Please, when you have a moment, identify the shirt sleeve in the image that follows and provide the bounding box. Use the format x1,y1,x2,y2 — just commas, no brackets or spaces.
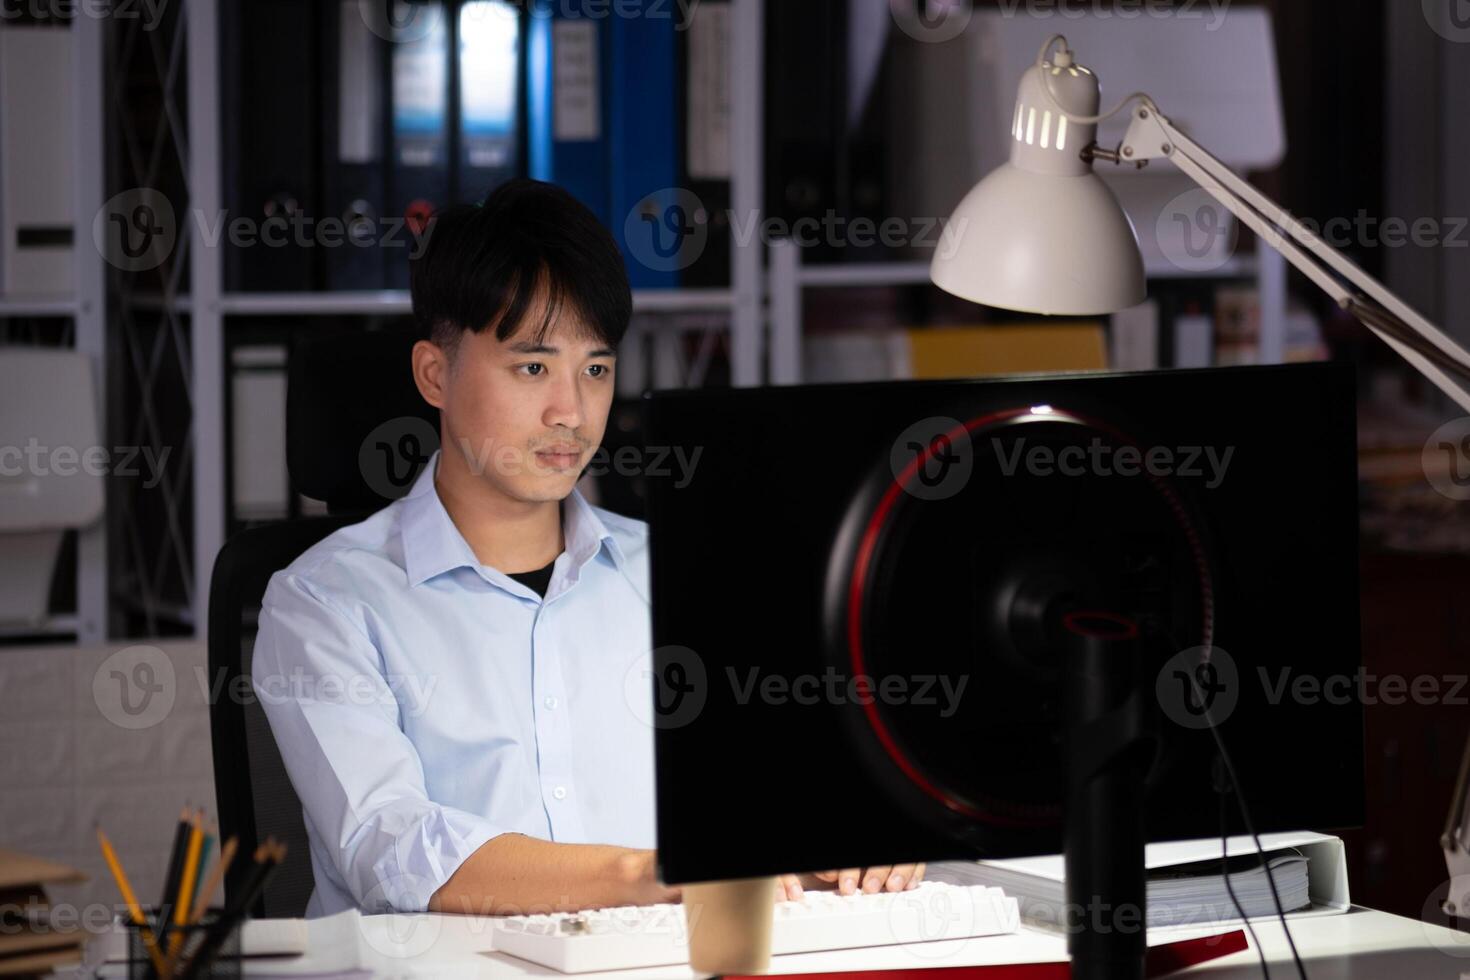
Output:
251,567,506,913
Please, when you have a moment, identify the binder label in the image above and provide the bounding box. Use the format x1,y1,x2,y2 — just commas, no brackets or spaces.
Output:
552,19,600,142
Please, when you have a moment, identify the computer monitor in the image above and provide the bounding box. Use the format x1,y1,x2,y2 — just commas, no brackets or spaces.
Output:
644,362,1363,886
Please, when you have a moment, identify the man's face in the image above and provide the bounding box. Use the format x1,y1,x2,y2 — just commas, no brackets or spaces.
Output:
424,313,617,505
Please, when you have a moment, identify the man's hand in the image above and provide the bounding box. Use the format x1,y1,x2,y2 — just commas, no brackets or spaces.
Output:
620,849,683,907
774,864,926,901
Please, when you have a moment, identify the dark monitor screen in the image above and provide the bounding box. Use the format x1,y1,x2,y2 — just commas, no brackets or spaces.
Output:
644,362,1364,886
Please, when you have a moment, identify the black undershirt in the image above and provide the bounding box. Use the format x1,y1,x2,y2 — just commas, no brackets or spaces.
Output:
507,556,557,598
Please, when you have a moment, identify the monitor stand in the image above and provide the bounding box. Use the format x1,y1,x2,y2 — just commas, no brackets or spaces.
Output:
1061,610,1150,980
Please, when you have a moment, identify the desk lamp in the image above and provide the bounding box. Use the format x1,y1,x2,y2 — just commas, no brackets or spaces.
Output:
931,35,1470,414
928,34,1470,980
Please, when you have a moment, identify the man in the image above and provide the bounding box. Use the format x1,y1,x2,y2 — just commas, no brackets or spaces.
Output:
253,179,923,917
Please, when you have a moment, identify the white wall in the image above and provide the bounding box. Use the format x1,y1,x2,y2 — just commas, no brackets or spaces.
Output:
0,640,216,921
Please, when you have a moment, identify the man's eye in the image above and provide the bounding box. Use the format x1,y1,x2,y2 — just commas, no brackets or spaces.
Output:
587,364,610,378
519,363,544,377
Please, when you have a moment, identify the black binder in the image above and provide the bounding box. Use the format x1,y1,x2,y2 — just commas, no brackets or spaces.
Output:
386,0,452,288
322,0,390,291
764,0,844,266
223,0,321,291
678,0,732,287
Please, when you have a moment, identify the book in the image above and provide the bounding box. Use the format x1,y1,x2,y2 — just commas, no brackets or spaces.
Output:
0,849,86,976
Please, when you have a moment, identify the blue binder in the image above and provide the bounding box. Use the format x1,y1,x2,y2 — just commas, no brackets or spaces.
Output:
605,1,680,289
526,1,610,225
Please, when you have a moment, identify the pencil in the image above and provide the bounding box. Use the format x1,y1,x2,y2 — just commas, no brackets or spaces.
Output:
156,806,192,945
95,826,168,976
188,836,237,924
178,840,285,980
190,826,214,913
168,811,205,958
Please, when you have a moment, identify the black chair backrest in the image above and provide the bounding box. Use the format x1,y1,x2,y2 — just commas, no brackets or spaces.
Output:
208,516,355,917
287,327,441,512
208,328,436,917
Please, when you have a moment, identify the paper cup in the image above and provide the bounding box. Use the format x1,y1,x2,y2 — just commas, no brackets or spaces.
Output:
682,877,776,975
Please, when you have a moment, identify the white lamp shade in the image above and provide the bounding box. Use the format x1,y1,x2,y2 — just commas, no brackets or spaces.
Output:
930,161,1147,317
931,47,1148,316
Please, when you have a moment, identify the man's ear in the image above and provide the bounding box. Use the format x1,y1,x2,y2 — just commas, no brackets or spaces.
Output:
412,339,450,410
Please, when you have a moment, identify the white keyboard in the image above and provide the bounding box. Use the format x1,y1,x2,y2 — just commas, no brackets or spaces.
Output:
491,881,1020,973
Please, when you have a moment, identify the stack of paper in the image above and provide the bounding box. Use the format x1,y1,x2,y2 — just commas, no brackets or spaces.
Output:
0,849,86,976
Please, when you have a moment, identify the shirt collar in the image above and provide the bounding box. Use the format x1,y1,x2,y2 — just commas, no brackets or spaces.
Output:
399,449,625,588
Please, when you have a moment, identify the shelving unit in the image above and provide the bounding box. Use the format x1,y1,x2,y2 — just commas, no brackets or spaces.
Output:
0,13,107,644
33,0,1296,641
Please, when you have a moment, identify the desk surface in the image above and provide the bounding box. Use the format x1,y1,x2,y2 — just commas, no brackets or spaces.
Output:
186,905,1468,979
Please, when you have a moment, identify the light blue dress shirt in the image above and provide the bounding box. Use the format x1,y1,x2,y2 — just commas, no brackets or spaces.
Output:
251,450,657,916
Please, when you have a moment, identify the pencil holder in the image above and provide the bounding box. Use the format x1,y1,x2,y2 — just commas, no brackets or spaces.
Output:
125,908,241,980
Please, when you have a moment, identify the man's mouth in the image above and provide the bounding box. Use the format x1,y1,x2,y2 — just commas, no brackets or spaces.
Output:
534,447,583,471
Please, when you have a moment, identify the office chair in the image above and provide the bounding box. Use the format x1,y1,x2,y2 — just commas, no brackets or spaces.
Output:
208,327,438,918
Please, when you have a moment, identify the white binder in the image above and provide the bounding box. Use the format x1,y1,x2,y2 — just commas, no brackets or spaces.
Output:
930,831,1351,929
0,24,75,296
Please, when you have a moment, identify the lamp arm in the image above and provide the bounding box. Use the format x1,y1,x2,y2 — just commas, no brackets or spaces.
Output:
1446,732,1470,918
1117,106,1470,413
1116,106,1470,915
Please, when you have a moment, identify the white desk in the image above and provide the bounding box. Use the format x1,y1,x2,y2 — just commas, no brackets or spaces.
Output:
207,906,1468,978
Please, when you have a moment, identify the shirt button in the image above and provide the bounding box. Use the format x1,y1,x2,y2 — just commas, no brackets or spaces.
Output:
544,696,558,710
552,785,568,800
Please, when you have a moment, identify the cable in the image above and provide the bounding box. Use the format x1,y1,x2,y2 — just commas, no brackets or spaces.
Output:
1033,34,1159,126
1149,621,1307,980
1218,764,1271,979
1200,691,1310,980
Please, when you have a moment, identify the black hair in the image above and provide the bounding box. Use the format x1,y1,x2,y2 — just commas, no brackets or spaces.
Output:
409,178,632,358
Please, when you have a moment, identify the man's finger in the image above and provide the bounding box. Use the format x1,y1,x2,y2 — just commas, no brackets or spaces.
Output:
834,868,862,895
861,866,893,894
776,874,804,902
907,863,926,890
883,864,919,892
